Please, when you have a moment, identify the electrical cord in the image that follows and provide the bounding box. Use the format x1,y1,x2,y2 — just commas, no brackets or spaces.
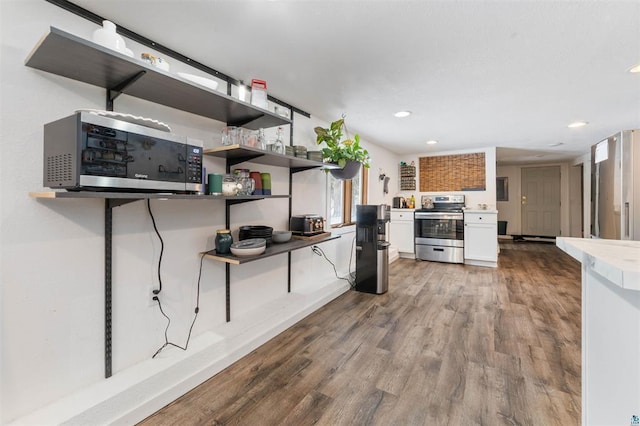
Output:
311,244,355,288
147,199,164,295
147,199,202,358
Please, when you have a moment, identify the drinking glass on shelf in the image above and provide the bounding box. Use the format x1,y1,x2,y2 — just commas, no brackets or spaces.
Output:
221,126,240,146
242,129,258,147
234,170,254,195
272,127,284,154
257,128,267,150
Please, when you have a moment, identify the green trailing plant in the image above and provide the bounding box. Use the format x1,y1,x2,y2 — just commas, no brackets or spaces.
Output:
314,117,370,169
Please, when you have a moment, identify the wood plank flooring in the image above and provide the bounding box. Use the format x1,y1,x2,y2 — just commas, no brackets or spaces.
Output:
139,241,582,425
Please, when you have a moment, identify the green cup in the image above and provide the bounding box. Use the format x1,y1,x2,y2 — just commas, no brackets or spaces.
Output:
208,173,223,195
260,173,271,195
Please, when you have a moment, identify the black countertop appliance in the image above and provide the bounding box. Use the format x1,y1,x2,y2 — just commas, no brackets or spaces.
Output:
355,204,390,294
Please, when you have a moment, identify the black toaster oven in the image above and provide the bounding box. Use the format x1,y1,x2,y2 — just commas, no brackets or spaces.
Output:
290,215,325,235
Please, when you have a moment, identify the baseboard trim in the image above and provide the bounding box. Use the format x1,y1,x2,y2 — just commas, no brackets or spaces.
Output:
10,281,350,425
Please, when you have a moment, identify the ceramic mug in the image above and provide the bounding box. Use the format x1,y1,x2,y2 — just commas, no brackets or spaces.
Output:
207,173,222,195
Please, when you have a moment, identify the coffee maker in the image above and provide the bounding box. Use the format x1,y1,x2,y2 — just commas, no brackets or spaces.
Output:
355,204,390,294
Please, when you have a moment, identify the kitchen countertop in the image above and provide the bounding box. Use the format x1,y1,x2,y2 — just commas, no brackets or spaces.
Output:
391,208,415,211
556,237,640,291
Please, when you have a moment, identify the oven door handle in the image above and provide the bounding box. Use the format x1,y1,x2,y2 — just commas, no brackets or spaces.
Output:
415,213,463,220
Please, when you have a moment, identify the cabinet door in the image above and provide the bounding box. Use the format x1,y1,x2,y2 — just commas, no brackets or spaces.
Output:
390,222,414,253
464,223,497,261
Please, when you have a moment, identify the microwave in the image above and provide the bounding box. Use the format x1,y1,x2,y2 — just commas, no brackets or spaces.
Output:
43,112,203,193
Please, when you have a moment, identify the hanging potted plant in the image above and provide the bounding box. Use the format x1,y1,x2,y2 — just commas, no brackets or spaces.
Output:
314,116,371,180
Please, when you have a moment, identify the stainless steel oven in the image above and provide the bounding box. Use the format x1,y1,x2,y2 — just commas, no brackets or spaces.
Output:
415,195,465,263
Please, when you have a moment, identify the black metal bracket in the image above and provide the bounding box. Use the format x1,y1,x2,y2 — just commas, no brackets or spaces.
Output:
106,198,139,209
226,198,265,207
104,197,140,378
106,71,147,111
104,201,113,378
225,263,231,322
228,114,266,129
224,201,231,322
291,166,322,174
287,252,292,293
227,154,266,169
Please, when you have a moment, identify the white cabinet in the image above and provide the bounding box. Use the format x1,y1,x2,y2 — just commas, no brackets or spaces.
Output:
390,209,415,257
464,210,498,267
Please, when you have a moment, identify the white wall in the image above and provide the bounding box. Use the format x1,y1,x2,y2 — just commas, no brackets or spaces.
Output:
572,153,592,238
495,165,521,235
0,2,395,423
365,140,401,206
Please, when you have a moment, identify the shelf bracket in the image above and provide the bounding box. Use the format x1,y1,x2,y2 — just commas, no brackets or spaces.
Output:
227,153,266,168
225,198,265,207
106,70,147,111
104,197,139,378
104,201,113,378
225,263,231,322
106,198,139,209
291,166,323,174
225,201,231,322
227,114,265,128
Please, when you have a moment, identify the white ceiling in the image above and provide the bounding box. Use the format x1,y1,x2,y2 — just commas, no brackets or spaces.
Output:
72,0,640,164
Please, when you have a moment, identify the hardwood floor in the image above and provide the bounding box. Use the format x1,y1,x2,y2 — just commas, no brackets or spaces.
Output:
139,241,582,425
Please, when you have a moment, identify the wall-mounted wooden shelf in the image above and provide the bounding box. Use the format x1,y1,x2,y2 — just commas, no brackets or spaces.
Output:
204,144,339,173
203,233,340,265
25,27,291,129
29,191,290,203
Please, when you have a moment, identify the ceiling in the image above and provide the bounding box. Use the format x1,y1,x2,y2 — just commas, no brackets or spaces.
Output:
71,0,640,165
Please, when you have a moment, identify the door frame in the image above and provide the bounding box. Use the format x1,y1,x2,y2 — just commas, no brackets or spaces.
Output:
569,164,584,237
521,165,562,237
496,163,571,238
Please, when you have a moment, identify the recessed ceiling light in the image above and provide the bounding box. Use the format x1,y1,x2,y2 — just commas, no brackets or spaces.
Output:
426,140,438,145
629,64,640,73
394,111,412,118
568,121,588,128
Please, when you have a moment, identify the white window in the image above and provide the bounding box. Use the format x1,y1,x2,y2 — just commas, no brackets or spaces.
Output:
329,168,369,227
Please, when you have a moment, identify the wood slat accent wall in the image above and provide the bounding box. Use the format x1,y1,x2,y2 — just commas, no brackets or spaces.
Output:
419,153,486,192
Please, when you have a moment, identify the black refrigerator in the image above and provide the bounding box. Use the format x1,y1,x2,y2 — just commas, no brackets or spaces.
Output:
355,204,390,294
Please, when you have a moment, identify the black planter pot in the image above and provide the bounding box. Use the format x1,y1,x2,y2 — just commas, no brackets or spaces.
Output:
329,160,362,180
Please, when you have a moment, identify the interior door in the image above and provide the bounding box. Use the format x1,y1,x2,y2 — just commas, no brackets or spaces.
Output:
521,166,561,237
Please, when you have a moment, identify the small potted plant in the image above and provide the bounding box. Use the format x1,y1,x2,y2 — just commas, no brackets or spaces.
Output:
314,116,370,180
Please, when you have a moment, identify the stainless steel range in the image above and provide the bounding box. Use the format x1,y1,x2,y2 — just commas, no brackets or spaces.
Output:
414,194,465,263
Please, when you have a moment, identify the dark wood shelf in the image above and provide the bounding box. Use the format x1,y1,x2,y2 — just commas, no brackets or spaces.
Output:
29,191,290,203
203,233,340,265
204,144,339,173
25,27,291,129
